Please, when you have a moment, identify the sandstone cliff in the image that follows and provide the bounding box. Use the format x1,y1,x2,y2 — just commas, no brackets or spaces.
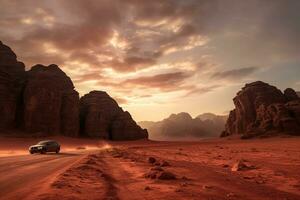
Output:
0,41,147,140
80,91,148,140
23,64,79,136
222,81,300,138
0,41,25,130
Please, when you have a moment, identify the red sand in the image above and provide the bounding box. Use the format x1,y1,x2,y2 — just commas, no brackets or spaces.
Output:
0,136,300,200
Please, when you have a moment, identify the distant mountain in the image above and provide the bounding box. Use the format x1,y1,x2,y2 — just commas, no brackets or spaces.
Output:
138,112,227,141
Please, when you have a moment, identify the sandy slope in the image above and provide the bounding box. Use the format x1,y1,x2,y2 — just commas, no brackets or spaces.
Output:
0,137,300,200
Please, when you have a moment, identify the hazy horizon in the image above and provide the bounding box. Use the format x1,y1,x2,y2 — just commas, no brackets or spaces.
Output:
1,0,300,121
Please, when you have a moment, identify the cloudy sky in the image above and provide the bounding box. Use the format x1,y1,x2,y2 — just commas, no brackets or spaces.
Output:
1,0,300,121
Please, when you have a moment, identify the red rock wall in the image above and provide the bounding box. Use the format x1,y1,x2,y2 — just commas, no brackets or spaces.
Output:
0,41,147,140
222,81,300,137
0,41,25,130
23,64,79,136
80,91,148,140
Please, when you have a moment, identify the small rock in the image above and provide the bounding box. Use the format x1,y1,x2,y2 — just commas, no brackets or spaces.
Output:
144,186,151,190
145,171,158,179
151,166,164,171
180,182,188,187
243,176,254,180
231,160,255,171
154,162,161,166
255,179,265,184
160,161,170,167
226,192,236,198
202,185,213,189
222,164,229,168
157,171,176,180
175,188,183,192
148,157,156,164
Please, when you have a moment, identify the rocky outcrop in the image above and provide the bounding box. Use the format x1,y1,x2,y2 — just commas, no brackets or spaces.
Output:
139,112,227,140
80,91,148,140
0,41,25,130
221,81,300,138
0,41,147,140
284,88,299,101
23,64,79,136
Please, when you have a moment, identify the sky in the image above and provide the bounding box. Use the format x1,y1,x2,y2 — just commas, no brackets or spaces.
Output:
0,0,300,121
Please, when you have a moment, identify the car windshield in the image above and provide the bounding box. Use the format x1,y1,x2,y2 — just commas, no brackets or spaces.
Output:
37,141,52,145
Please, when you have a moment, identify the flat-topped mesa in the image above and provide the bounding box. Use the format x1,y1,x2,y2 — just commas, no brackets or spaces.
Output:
222,81,300,138
80,91,148,140
23,64,79,136
0,41,25,129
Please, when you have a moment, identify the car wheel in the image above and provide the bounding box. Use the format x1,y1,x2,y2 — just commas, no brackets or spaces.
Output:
30,151,33,154
40,150,46,154
56,149,60,154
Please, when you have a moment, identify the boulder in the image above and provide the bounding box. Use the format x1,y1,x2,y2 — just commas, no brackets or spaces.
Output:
284,88,299,101
0,41,25,130
23,64,79,136
80,91,148,140
222,81,300,137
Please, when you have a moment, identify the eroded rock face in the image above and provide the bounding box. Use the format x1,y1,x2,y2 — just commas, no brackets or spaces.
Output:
80,91,148,140
0,41,145,140
0,41,25,130
222,81,300,137
23,64,79,136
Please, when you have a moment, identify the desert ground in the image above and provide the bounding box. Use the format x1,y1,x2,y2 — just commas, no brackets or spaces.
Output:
0,136,300,200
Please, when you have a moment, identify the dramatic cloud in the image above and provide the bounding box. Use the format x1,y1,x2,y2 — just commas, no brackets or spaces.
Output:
211,67,258,81
1,0,299,120
123,72,191,89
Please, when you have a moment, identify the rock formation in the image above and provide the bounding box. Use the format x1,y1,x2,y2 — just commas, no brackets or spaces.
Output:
0,41,25,130
23,64,79,136
80,91,148,140
139,112,227,140
0,41,147,140
221,81,300,138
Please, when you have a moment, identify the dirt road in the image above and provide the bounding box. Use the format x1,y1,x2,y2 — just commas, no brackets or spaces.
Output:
1,138,300,200
0,151,87,200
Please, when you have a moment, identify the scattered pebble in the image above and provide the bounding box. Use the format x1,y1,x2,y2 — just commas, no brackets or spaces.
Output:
151,166,164,171
180,182,188,187
157,171,176,180
144,171,158,179
144,186,151,190
160,161,170,167
222,164,229,168
243,176,254,180
202,185,213,189
226,192,236,198
255,179,265,184
231,160,255,171
148,157,156,164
